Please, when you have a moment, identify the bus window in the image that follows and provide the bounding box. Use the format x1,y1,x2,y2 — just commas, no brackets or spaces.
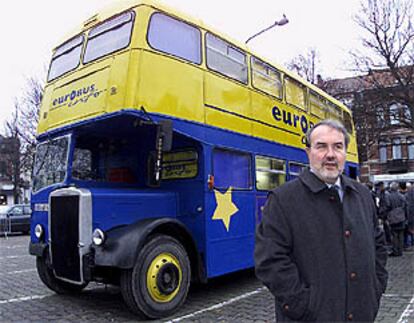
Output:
206,33,248,84
148,13,201,64
213,149,251,189
161,150,198,180
343,111,353,134
309,91,327,119
251,57,282,99
72,135,138,184
255,156,286,190
326,102,343,121
83,11,135,63
48,35,84,81
289,162,307,180
285,77,306,111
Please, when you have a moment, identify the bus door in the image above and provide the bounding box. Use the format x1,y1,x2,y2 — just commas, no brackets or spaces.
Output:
205,148,255,277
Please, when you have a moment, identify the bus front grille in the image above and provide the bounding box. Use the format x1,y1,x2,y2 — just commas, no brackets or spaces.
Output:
50,195,81,282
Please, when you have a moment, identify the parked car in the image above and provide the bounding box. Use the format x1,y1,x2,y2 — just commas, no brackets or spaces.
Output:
0,204,31,234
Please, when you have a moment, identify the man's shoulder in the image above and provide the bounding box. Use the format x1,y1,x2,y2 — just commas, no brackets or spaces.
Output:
342,176,367,193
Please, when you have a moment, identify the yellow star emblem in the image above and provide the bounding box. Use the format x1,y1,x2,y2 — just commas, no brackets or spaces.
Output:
212,187,239,231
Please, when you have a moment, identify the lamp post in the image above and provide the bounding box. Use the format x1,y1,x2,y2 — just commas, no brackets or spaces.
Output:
245,14,289,44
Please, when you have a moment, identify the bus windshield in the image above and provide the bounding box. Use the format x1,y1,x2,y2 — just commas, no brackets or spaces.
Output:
32,136,70,192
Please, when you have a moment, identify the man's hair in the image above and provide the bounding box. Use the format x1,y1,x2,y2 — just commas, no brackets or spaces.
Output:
305,119,350,148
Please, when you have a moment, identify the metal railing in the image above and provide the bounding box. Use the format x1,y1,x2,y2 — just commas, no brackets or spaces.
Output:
0,216,11,239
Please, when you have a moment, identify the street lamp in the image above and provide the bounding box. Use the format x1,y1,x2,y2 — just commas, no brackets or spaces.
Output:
245,14,289,44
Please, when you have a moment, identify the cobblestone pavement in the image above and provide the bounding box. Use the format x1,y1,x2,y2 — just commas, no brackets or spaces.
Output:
0,234,413,322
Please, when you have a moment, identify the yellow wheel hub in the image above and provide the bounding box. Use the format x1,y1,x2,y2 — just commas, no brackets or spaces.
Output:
146,253,182,303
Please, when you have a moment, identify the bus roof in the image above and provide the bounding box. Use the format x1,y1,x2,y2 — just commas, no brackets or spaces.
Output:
54,0,351,115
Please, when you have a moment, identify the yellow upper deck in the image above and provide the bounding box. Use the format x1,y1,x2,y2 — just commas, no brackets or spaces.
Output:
38,0,358,163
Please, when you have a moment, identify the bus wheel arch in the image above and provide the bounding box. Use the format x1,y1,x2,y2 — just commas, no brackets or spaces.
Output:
120,234,191,318
146,221,204,284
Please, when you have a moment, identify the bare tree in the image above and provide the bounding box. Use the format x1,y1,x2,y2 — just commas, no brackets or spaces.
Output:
4,76,43,201
286,48,322,84
351,0,414,127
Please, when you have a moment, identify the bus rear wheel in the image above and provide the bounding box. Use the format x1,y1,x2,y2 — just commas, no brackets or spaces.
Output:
120,234,190,319
36,256,87,294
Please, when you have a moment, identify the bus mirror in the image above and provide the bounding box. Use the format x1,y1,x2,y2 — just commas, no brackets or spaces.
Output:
158,120,173,152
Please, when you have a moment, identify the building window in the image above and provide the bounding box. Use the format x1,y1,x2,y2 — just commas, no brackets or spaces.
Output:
392,138,402,159
376,104,386,127
408,137,414,160
402,104,411,122
379,140,387,162
0,160,7,178
389,103,400,125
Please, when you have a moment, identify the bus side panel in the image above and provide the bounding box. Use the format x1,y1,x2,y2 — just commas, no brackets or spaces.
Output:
205,189,255,277
136,51,204,123
204,73,252,136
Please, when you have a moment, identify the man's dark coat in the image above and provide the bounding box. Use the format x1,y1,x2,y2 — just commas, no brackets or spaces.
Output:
255,170,388,322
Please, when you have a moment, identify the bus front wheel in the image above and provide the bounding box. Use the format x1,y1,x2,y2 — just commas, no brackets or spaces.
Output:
120,234,191,319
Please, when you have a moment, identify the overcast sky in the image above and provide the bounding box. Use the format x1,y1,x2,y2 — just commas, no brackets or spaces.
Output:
0,0,362,133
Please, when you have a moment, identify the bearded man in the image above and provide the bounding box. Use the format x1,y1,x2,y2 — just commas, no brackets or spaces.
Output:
254,119,388,322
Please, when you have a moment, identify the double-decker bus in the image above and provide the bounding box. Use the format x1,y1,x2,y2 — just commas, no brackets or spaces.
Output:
29,0,359,318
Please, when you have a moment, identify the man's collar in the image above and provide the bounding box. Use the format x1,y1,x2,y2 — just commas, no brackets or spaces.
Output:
300,169,358,193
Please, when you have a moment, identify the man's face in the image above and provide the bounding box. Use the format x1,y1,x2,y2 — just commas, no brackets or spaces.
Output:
306,125,347,184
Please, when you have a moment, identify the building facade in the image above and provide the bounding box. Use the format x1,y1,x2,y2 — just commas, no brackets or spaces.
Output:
319,69,414,184
0,135,20,206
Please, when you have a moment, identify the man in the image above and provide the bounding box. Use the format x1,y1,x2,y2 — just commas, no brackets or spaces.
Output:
386,182,407,257
405,183,414,250
255,119,388,322
377,181,392,245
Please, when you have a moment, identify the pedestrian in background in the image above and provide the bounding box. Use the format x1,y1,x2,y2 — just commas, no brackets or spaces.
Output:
366,181,379,212
255,119,388,322
387,182,407,257
404,183,414,250
378,181,392,245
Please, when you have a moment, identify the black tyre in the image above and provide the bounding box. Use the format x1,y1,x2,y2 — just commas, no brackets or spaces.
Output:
36,256,87,294
120,235,191,319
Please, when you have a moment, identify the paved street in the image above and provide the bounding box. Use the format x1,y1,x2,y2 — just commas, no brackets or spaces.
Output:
0,234,413,322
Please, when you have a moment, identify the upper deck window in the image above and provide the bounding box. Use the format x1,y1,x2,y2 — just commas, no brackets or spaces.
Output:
83,11,134,63
251,57,282,98
326,102,343,120
285,77,306,111
48,35,84,81
206,33,248,84
309,91,327,119
343,111,353,134
148,13,201,64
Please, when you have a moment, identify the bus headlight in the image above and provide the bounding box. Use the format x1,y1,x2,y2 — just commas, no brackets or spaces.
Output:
92,229,105,246
34,224,44,239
